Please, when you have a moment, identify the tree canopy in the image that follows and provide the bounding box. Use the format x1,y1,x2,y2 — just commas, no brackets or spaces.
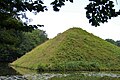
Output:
0,0,49,62
85,0,120,27
0,0,120,62
51,0,120,27
105,39,120,47
0,29,48,62
0,0,120,29
0,0,46,31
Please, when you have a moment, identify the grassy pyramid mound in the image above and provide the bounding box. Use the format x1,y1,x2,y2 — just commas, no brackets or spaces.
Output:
11,27,120,71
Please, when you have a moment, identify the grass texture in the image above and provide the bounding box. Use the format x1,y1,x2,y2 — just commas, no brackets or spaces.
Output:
11,27,120,71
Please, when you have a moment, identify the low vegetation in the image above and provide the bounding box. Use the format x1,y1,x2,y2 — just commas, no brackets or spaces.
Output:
11,27,120,71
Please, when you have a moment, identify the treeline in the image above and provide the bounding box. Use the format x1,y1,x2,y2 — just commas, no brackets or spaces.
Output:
0,1,49,62
0,29,48,62
105,39,120,47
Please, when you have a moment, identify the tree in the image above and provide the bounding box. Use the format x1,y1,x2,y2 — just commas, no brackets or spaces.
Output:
36,0,118,27
105,39,120,47
34,0,118,27
105,39,116,45
0,29,22,62
17,29,48,56
0,0,49,62
0,29,48,62
0,0,120,61
50,0,120,27
115,40,120,47
85,0,120,27
0,0,46,31
1,0,120,29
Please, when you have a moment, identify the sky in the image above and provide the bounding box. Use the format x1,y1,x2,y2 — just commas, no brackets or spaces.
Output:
27,0,120,40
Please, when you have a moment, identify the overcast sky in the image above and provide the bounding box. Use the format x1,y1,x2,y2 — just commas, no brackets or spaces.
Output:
27,0,120,40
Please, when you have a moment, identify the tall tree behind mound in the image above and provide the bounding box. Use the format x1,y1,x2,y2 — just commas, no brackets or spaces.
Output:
11,27,120,71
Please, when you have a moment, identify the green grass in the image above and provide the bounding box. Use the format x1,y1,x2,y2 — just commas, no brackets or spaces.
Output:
11,27,120,71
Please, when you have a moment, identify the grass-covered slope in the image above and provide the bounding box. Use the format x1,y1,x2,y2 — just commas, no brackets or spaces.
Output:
11,27,120,71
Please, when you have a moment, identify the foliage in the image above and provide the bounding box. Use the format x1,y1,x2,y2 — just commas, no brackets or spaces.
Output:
0,0,49,62
0,0,120,62
18,29,48,55
0,29,22,62
1,0,119,28
116,40,120,47
105,39,120,47
105,39,117,45
11,28,120,71
84,0,120,27
0,0,46,31
50,0,120,27
51,0,73,11
0,29,48,62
